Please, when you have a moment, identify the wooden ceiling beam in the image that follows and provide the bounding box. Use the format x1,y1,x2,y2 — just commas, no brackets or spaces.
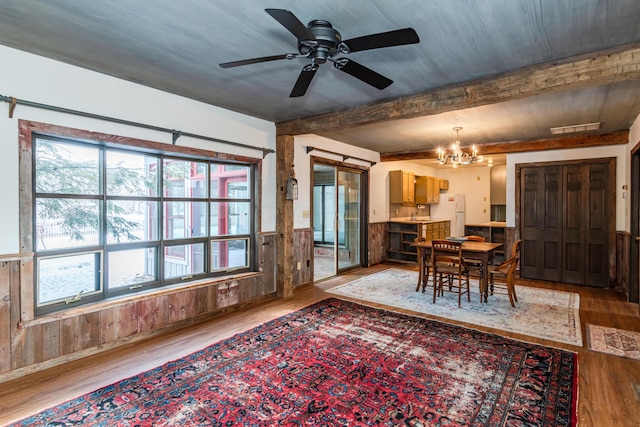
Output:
379,130,630,162
276,43,640,137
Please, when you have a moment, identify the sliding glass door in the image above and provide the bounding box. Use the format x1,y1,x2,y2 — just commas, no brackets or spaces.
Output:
313,163,363,281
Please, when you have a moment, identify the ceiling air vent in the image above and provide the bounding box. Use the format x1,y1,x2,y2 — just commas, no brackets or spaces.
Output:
550,122,600,135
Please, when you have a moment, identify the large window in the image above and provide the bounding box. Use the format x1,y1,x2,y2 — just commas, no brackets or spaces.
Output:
33,135,255,315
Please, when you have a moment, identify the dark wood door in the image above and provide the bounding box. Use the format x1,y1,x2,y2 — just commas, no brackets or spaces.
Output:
563,164,609,287
520,165,563,281
519,160,613,287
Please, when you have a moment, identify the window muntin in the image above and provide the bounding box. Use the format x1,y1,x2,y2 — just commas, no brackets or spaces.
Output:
33,136,256,315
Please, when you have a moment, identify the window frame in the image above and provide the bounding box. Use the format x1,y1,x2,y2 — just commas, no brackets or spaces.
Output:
22,122,260,316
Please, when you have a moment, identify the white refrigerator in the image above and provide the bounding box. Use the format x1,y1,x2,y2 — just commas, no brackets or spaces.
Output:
430,193,466,237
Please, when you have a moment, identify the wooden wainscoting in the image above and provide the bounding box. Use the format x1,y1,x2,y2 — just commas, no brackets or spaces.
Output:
294,228,314,287
0,232,277,382
368,222,387,266
616,231,630,297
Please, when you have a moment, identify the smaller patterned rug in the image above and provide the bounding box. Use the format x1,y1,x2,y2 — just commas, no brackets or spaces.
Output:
587,324,640,360
327,268,582,346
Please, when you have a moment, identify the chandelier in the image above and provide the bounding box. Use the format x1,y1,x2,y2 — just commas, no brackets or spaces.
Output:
437,127,479,166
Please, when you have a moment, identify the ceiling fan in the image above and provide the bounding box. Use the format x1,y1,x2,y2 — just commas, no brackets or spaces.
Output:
219,8,420,97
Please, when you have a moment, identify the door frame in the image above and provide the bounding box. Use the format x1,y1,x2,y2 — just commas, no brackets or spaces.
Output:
310,156,369,280
630,146,640,303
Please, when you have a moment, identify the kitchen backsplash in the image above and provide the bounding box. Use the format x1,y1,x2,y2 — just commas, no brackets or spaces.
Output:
389,204,430,219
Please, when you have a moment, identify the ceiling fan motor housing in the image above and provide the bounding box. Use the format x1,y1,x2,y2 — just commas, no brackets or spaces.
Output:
298,20,342,63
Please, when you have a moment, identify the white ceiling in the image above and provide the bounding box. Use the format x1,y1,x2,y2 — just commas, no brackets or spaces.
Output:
1,0,639,159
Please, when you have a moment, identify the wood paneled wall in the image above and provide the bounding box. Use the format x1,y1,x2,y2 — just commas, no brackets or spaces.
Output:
293,228,314,288
0,233,277,382
616,231,630,296
368,222,387,266
292,223,386,288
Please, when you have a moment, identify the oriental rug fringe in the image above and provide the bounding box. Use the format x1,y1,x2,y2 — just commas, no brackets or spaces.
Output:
8,298,578,426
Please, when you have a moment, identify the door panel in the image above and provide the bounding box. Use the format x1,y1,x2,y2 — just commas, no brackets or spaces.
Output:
521,165,563,281
337,170,361,272
563,165,584,284
584,163,609,286
313,163,365,281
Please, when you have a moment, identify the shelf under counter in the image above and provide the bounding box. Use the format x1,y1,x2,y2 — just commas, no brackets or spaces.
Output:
464,222,506,264
387,220,451,264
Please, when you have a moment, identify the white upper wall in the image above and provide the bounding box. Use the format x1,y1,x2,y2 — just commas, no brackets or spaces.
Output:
0,45,276,255
293,135,380,228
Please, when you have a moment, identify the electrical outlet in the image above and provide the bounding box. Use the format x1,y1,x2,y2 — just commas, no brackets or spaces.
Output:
296,261,301,270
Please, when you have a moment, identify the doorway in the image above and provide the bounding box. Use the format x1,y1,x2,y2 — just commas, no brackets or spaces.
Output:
517,158,615,287
630,149,640,303
312,162,366,281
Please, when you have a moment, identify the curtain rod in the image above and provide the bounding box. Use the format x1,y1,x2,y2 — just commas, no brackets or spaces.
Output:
305,146,376,165
0,94,275,158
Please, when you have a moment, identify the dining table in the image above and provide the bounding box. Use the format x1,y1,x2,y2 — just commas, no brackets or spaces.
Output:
412,239,503,303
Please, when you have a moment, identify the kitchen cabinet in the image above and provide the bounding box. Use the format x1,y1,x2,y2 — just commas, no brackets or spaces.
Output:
415,176,440,204
387,220,451,263
389,170,415,205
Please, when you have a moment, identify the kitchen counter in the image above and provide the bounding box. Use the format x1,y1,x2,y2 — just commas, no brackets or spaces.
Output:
389,217,446,224
465,221,506,228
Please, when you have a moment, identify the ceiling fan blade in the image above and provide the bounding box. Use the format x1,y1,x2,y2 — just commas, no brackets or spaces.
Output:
342,28,420,53
290,66,318,97
265,8,316,41
219,54,290,69
334,59,392,90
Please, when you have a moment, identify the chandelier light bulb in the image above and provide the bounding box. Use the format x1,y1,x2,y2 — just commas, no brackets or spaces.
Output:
437,127,479,166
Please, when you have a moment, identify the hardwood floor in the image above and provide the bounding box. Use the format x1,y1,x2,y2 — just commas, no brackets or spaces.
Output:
0,263,639,426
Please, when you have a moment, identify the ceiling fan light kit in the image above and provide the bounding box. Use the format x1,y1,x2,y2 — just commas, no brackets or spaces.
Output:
219,8,420,97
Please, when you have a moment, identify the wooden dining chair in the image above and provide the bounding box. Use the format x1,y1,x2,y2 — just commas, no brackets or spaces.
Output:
462,235,486,301
431,239,470,306
488,239,522,307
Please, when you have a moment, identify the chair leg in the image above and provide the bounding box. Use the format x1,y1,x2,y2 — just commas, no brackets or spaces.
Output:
507,281,516,307
422,267,430,293
466,274,470,303
432,272,438,303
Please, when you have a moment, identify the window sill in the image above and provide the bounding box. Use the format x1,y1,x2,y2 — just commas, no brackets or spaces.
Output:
20,271,262,329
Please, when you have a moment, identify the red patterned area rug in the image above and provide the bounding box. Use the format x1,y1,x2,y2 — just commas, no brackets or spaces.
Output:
587,324,640,360
9,299,578,427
